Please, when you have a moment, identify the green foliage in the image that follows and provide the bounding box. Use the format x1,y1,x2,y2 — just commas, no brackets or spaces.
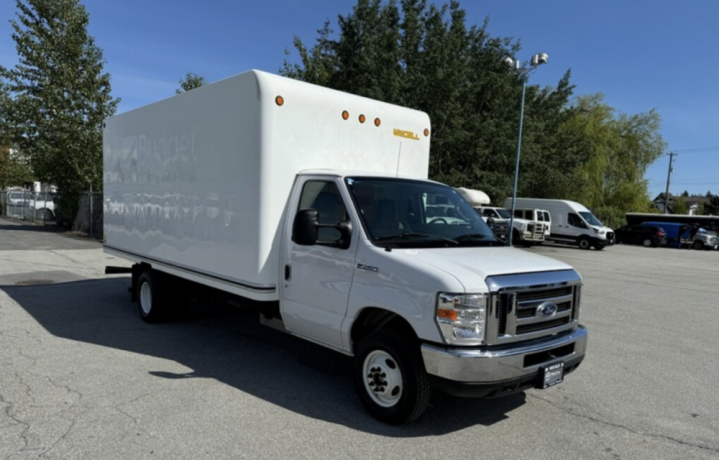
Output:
282,0,664,209
704,193,719,216
672,195,688,215
558,94,664,215
0,149,35,190
591,205,627,229
0,80,35,188
282,0,580,203
1,0,119,219
176,72,207,94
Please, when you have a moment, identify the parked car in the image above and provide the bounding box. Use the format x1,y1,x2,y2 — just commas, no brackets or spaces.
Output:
3,189,55,221
615,224,666,247
642,221,718,250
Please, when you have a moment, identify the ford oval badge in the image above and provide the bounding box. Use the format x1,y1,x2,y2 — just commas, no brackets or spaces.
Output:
537,301,558,317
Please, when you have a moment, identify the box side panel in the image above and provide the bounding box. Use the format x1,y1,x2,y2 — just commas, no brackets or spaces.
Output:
103,72,270,289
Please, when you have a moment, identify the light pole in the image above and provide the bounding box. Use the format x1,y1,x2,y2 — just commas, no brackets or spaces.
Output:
663,152,676,214
505,53,549,246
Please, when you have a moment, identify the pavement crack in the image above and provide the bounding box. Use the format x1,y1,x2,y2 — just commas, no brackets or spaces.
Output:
529,393,719,454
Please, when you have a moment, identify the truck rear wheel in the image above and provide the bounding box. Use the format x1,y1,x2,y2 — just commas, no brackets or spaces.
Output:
137,271,168,323
354,330,431,425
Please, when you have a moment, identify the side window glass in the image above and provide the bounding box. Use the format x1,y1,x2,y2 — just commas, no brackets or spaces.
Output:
568,213,586,229
299,181,348,246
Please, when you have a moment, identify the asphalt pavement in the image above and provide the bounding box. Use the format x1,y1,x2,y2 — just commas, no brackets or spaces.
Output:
1,217,717,459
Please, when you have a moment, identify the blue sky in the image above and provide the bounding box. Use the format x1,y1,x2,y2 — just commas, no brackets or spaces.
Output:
1,0,717,198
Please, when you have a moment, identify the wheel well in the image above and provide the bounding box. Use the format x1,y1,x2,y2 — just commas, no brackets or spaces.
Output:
350,308,417,352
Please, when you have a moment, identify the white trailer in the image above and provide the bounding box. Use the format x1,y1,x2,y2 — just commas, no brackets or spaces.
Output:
104,70,587,424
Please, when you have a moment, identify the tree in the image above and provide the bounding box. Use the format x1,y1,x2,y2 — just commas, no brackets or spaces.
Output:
0,74,35,190
1,0,119,221
176,72,207,94
282,0,579,203
705,192,719,216
672,195,688,215
559,94,664,221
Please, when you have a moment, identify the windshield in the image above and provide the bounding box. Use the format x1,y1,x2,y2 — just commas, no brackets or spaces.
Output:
345,177,502,248
495,208,512,219
579,211,603,227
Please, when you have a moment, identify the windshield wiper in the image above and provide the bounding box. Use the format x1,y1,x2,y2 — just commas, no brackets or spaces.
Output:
455,233,506,245
374,232,459,245
455,233,487,241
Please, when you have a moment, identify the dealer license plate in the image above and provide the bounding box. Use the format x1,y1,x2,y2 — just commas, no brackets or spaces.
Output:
542,362,565,389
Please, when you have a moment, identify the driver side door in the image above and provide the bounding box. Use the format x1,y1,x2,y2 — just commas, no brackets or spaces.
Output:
280,177,358,350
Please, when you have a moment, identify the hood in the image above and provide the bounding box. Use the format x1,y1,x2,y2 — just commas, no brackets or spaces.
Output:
591,225,613,234
386,246,574,293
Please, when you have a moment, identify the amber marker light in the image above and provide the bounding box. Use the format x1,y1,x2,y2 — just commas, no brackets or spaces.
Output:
437,309,458,321
424,128,430,137
275,96,284,106
342,110,350,120
374,117,381,127
359,114,366,123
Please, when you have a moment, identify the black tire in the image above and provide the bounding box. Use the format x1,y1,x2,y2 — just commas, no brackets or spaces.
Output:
354,330,431,425
643,238,653,248
692,240,704,250
137,271,169,323
578,237,591,250
512,229,521,246
36,208,53,221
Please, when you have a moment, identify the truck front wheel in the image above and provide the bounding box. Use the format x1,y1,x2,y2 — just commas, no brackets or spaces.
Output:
137,271,168,323
578,237,591,250
692,240,704,250
354,330,431,425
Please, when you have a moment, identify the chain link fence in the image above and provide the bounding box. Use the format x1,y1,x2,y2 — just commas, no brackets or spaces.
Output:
1,189,103,239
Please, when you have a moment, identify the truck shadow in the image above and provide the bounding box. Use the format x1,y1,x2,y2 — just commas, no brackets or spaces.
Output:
3,277,527,436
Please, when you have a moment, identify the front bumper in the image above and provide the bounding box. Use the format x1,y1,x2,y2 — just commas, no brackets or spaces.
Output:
421,326,588,397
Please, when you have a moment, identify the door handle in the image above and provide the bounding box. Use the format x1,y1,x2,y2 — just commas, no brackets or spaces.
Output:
284,265,291,281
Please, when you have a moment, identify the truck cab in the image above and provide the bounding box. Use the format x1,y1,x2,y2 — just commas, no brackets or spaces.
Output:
475,205,546,245
283,173,585,423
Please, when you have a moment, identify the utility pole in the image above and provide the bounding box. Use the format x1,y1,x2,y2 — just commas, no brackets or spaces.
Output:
663,152,676,214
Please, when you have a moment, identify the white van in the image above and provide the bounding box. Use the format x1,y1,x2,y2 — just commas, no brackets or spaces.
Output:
505,198,615,250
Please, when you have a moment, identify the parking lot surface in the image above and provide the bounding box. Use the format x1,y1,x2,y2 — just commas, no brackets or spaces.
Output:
1,218,718,459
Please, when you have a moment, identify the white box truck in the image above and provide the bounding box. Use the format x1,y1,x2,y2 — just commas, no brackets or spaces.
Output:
103,70,587,424
505,198,615,250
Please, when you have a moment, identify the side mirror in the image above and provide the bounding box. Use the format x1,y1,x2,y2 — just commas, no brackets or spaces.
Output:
293,209,319,245
336,219,353,249
486,217,495,228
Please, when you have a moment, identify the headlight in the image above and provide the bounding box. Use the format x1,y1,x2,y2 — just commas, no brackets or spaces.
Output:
436,293,487,345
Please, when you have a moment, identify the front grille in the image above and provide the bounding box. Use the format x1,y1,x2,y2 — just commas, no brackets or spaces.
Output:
487,271,582,345
517,287,572,302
